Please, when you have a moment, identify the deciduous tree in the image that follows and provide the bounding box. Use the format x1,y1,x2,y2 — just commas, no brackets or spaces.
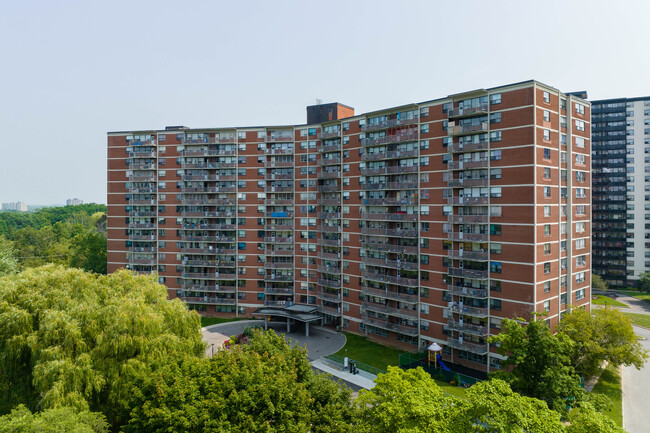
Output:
0,236,18,276
0,405,108,433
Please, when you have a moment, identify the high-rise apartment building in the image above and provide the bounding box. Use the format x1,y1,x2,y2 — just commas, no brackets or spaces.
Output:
108,80,591,372
592,97,650,287
66,198,84,206
1,202,27,212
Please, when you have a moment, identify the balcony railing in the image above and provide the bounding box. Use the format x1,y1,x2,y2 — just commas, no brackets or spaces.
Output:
316,304,340,315
318,212,341,219
128,222,155,229
362,316,419,335
318,142,341,153
318,251,340,260
319,130,341,139
317,225,341,233
362,181,418,190
266,199,293,205
448,122,489,136
362,302,418,319
264,274,294,282
264,262,294,269
448,141,489,153
265,249,293,256
363,242,418,254
267,186,293,192
317,238,341,247
318,184,339,192
318,265,341,274
447,250,488,261
445,337,488,355
447,232,489,242
361,165,418,176
361,227,418,238
363,213,418,222
362,133,418,147
447,214,489,224
318,278,342,288
265,236,294,244
179,296,236,305
266,173,293,180
363,197,417,206
446,177,488,188
320,198,340,206
363,256,419,271
362,271,419,287
362,285,418,303
447,103,489,119
265,224,293,231
446,284,488,298
361,149,419,161
317,290,342,303
447,159,489,170
448,304,489,317
318,171,341,179
265,287,294,295
446,196,489,205
265,147,293,154
447,267,489,279
264,161,294,168
318,157,342,166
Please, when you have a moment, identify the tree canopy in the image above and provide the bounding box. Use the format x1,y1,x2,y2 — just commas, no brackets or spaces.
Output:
0,236,18,276
0,265,204,428
0,405,108,433
557,306,647,378
489,315,585,413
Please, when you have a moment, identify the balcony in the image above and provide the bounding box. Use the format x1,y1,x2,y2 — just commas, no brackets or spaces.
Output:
265,224,293,231
361,149,419,161
447,267,488,279
266,173,293,180
317,290,342,303
318,212,341,219
448,304,489,318
446,177,488,188
316,304,340,315
362,132,418,147
264,274,294,282
129,174,156,182
363,242,418,254
179,296,236,305
361,165,419,176
362,316,419,336
318,278,342,289
318,251,340,260
264,261,294,269
181,223,220,230
129,211,156,217
265,236,294,244
265,147,293,154
317,225,341,233
318,142,341,153
446,196,489,206
363,213,418,222
318,157,341,166
447,214,489,224
215,136,236,144
362,181,418,190
128,150,156,158
130,257,156,265
318,171,341,179
447,103,489,119
183,136,217,144
318,184,339,192
264,161,294,168
129,162,155,170
128,222,155,229
362,271,419,287
363,197,417,206
447,250,488,261
319,130,341,139
361,227,418,238
265,211,294,218
364,256,419,271
130,186,156,193
266,198,293,205
445,337,488,355
320,198,340,206
265,286,294,295
182,272,216,279
318,265,341,274
130,246,155,253
317,238,341,247
183,247,216,255
446,284,488,298
447,232,488,242
448,122,489,136
182,198,235,206
362,302,418,319
362,286,418,303
267,186,293,193
129,234,155,241
183,162,217,169
267,134,294,142
265,249,293,256
447,159,489,170
448,141,489,153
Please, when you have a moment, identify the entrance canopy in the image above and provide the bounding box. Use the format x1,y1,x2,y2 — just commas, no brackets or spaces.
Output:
252,304,323,336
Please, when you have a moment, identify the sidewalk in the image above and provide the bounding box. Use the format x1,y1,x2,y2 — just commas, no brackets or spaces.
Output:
311,358,377,390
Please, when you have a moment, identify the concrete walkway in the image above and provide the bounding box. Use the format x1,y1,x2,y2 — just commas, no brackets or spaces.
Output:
311,358,376,390
602,291,650,315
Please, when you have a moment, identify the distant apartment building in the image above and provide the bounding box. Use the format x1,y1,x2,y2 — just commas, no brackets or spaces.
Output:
66,198,84,206
592,97,650,287
2,202,27,212
107,80,591,372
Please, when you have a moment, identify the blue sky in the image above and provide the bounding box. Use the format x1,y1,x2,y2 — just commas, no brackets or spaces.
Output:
0,0,647,205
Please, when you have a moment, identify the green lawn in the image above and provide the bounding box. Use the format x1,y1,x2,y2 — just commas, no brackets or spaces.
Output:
622,312,650,328
591,365,623,427
200,317,250,328
591,295,629,307
620,290,650,304
334,333,467,398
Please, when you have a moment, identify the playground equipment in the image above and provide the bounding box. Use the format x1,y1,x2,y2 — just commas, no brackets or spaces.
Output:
436,354,451,371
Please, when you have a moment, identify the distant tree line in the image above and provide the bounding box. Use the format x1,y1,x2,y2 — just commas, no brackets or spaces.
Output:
0,204,107,275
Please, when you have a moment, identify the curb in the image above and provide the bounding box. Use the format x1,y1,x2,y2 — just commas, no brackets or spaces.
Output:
202,319,262,331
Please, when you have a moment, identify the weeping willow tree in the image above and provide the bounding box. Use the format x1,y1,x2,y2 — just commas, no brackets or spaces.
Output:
0,265,205,429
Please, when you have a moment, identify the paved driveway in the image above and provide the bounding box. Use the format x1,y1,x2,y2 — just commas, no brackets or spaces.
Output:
622,325,650,433
202,320,346,361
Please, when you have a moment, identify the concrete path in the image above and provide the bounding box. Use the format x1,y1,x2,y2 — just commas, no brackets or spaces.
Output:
604,291,650,315
311,358,376,390
622,326,650,433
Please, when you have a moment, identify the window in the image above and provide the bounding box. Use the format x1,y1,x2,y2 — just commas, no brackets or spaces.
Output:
420,107,429,117
544,186,551,198
576,255,586,267
576,171,586,182
490,93,501,105
575,137,585,148
490,299,502,311
543,147,550,159
543,91,550,103
490,168,502,179
576,205,585,215
544,243,551,254
544,224,551,236
575,120,585,131
543,130,551,142
490,112,501,124
490,131,502,142
490,224,502,235
543,300,551,311
490,243,502,254
420,123,429,134
575,272,585,283
490,150,502,160
544,167,551,179
543,110,550,122
490,187,502,198
490,262,502,273
576,188,586,198
544,281,551,293
575,102,585,115
575,154,585,165
576,221,586,233
544,206,551,217
576,238,586,249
